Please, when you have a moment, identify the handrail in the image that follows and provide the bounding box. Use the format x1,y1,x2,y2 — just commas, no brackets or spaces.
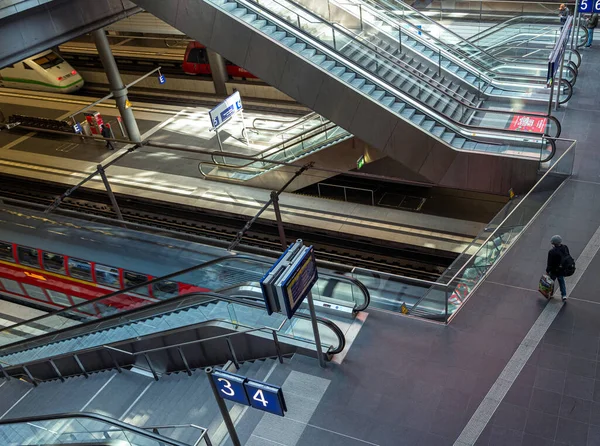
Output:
0,412,192,446
242,0,562,151
0,291,346,371
0,252,369,340
350,138,576,292
334,0,570,83
251,110,319,131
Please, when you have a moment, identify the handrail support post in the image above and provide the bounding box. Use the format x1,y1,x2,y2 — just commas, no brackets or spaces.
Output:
226,338,240,370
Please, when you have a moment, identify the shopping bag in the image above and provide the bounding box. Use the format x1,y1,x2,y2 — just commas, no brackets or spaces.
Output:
538,274,554,299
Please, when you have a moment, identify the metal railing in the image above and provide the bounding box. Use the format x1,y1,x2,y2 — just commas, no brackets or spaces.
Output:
317,183,375,206
349,138,576,322
0,412,211,446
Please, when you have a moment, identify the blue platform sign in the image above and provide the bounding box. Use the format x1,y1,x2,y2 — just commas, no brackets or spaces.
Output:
212,370,250,405
73,122,82,134
260,240,318,318
245,379,287,416
580,0,593,12
158,73,166,85
211,369,287,417
209,91,243,130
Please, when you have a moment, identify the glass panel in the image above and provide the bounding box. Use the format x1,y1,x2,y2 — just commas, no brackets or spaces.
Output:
95,264,120,288
21,283,48,301
123,271,149,296
32,51,64,69
46,289,71,307
42,252,65,274
0,242,13,262
0,278,23,295
152,280,179,300
17,246,39,268
68,258,92,281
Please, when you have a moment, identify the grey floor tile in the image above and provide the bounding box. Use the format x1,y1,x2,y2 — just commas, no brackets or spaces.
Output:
534,368,566,393
524,410,558,441
591,402,600,426
570,333,600,361
564,374,595,401
493,402,528,431
487,426,523,446
568,357,597,379
554,417,589,446
544,329,573,350
560,396,592,424
428,407,468,439
588,424,600,446
538,349,570,372
529,389,562,416
520,433,554,446
438,388,471,414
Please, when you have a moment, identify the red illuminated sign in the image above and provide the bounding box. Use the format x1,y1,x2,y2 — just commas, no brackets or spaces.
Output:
508,115,548,134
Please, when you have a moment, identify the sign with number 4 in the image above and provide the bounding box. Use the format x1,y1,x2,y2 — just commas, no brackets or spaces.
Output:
210,369,287,417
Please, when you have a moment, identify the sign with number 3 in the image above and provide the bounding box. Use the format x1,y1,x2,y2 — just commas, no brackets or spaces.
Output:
211,369,287,417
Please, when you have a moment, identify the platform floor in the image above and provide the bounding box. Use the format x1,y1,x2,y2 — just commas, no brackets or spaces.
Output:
0,89,485,255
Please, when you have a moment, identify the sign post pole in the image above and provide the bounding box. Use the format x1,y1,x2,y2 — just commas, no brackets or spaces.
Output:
307,290,326,368
205,367,241,446
571,0,580,50
270,191,287,251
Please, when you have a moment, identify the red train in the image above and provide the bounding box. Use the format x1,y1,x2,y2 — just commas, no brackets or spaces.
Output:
182,42,257,79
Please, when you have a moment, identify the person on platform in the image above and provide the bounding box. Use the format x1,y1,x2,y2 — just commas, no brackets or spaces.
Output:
586,12,598,47
559,4,569,29
546,235,571,302
101,123,115,151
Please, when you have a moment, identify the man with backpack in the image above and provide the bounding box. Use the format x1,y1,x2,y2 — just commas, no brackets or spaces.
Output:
546,235,575,302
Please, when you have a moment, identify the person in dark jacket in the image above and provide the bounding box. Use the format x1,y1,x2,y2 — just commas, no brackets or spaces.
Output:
546,235,569,302
586,13,598,47
101,123,114,150
559,4,569,28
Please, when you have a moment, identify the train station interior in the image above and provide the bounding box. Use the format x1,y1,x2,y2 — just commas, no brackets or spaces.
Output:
0,0,598,445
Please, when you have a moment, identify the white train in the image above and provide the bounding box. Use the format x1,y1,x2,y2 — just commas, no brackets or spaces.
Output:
0,49,84,93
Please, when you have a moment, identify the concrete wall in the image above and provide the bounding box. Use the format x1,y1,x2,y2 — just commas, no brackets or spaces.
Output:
0,0,140,69
132,0,540,195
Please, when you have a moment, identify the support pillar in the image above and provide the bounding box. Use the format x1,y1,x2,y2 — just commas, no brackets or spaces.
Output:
93,28,141,143
206,49,229,96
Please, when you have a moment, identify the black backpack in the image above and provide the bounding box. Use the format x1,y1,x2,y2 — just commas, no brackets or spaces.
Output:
560,251,576,277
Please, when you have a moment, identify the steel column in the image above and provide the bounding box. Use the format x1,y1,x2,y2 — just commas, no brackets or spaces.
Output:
93,28,141,143
206,49,228,96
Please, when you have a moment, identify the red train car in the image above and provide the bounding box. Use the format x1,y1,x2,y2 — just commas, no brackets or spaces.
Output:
182,42,256,79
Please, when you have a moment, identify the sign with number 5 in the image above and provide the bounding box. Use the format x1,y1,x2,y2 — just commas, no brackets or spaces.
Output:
580,0,593,13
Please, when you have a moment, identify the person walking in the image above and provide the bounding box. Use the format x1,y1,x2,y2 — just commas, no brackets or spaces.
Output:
559,4,569,29
101,123,115,150
586,12,598,47
546,235,574,302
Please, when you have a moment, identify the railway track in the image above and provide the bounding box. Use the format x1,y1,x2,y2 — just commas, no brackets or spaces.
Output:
0,175,454,281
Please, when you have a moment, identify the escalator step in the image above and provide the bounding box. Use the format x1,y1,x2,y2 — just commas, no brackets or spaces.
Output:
281,36,296,47
241,13,257,23
231,8,246,18
271,31,286,41
351,77,366,89
371,90,385,101
442,132,455,143
432,126,445,137
401,108,416,119
321,60,336,71
252,19,267,29
453,137,467,148
262,25,276,34
391,102,406,113
301,48,316,58
462,141,477,149
381,96,395,107
422,119,436,132
291,42,306,52
331,66,345,77
411,114,426,126
341,71,356,82
361,83,376,96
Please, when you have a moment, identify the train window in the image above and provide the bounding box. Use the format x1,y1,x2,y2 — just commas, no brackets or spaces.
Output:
0,242,14,262
68,258,92,281
187,48,208,64
95,264,120,288
21,283,48,301
152,280,179,300
123,271,149,296
46,289,70,307
23,63,34,70
42,252,65,274
32,52,64,69
0,278,23,295
17,247,39,268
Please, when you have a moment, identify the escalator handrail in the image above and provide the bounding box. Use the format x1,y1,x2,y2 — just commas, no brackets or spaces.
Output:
0,252,367,338
325,21,563,138
212,120,344,166
357,0,545,68
0,291,346,366
239,0,561,152
251,110,319,130
334,0,569,84
0,412,191,446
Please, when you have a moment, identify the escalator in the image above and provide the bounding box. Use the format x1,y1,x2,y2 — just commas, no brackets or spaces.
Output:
0,271,348,381
134,0,558,194
328,0,578,97
0,412,198,446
